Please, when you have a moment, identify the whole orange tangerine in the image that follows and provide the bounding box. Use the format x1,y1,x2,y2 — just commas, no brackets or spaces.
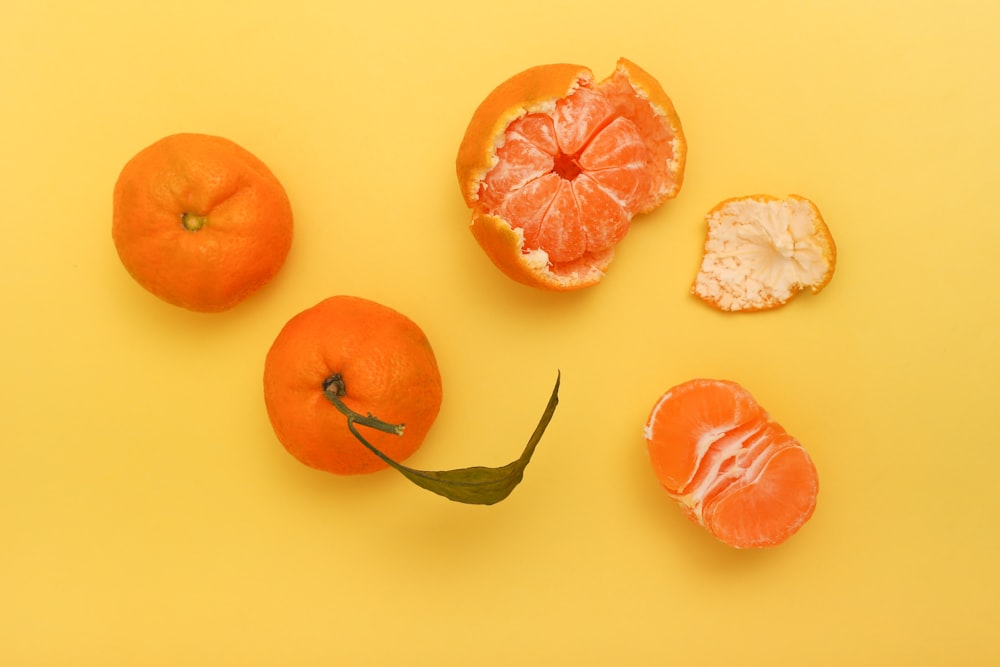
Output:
263,296,443,476
644,379,819,549
456,58,686,290
112,133,293,312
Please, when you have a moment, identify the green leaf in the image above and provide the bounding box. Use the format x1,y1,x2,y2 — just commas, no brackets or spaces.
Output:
324,371,560,505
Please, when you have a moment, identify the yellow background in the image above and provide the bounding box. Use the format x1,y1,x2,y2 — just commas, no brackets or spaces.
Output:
3,0,998,664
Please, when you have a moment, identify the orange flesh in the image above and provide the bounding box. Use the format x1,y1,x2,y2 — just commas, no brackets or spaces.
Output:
706,444,818,549
477,79,672,266
645,379,766,494
644,379,818,548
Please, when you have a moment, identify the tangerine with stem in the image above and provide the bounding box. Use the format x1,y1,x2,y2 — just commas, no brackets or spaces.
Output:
262,296,560,505
263,295,442,476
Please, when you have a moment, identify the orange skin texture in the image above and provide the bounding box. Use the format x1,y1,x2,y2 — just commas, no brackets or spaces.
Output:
263,296,443,476
456,58,686,290
457,63,591,207
112,133,293,312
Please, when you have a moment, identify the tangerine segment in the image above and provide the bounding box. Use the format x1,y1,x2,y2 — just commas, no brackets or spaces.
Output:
704,444,818,549
692,195,836,312
644,379,818,549
112,133,293,312
643,379,766,494
263,296,442,476
457,58,686,290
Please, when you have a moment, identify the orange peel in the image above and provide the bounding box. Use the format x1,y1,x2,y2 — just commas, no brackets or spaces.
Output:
691,195,836,312
456,58,686,290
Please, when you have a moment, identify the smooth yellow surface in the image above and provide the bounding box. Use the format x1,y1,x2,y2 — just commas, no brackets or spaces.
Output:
2,1,998,664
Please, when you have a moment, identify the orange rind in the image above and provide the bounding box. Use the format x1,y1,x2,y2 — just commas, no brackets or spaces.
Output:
456,58,686,290
643,378,819,549
691,194,836,312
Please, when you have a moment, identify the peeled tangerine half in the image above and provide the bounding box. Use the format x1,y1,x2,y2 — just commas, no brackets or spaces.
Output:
644,379,819,549
456,58,686,290
692,195,836,312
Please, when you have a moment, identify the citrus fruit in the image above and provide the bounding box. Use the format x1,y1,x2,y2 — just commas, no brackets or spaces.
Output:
456,58,686,290
112,133,293,312
643,379,818,548
263,295,443,476
691,194,835,312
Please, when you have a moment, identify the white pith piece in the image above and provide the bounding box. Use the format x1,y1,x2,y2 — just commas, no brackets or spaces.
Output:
693,196,832,311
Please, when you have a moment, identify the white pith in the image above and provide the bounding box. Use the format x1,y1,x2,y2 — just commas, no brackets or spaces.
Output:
692,196,832,311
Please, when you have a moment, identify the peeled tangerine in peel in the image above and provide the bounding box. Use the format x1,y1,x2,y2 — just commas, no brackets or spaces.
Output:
456,58,686,290
692,195,836,312
644,379,819,549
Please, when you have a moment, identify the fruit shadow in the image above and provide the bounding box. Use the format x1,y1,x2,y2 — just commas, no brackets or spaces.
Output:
266,435,528,547
627,438,782,574
443,210,603,321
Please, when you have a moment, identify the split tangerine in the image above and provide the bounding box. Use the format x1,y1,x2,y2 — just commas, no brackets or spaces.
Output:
112,133,293,312
263,296,442,476
643,379,818,548
456,58,686,290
